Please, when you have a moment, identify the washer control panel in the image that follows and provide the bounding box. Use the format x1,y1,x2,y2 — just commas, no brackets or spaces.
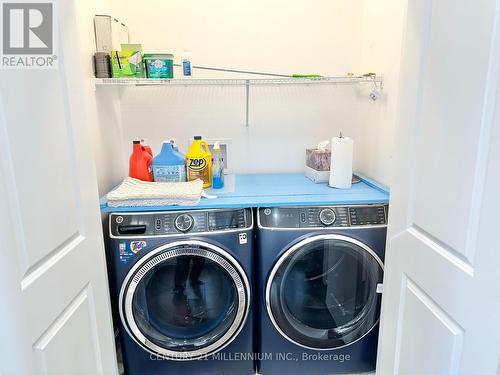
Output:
110,208,252,237
259,205,387,228
349,205,387,226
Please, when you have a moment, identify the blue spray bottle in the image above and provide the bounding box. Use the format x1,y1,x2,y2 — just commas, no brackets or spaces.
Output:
212,142,224,189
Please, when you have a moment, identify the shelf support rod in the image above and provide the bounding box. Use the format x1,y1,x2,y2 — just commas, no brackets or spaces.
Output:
245,80,250,127
173,63,290,78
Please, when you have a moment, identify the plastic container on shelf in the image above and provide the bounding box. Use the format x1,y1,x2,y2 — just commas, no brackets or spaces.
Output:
152,141,187,182
181,49,192,77
129,140,153,181
144,53,174,78
186,136,212,188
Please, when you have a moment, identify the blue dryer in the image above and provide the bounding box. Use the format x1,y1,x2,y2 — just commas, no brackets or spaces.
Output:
106,208,255,375
257,205,387,375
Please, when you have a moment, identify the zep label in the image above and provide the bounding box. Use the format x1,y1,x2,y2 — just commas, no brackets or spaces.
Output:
187,157,210,186
188,158,207,170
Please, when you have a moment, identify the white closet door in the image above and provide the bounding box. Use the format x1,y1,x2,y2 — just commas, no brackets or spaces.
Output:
377,0,500,374
0,0,118,374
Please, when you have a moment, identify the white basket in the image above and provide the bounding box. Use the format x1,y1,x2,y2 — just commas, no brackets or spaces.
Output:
305,166,330,183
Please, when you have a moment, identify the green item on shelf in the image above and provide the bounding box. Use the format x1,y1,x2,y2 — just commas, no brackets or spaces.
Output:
144,53,174,79
111,50,144,78
292,74,323,78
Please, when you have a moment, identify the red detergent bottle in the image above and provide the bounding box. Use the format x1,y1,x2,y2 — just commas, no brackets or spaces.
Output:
129,140,153,181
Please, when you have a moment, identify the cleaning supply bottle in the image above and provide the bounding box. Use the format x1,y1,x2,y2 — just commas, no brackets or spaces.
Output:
182,49,192,77
186,136,212,188
212,142,224,189
129,140,153,181
152,141,187,182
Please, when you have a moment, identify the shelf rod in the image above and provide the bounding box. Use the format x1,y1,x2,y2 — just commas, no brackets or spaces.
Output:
173,63,290,77
245,80,250,127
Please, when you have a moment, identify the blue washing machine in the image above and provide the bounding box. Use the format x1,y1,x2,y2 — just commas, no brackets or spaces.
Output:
106,208,255,375
257,204,387,375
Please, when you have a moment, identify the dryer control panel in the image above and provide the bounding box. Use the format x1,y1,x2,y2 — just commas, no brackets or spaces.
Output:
258,205,387,228
110,208,252,237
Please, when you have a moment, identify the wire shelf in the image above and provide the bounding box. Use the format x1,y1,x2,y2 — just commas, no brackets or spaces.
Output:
93,76,382,87
93,74,383,127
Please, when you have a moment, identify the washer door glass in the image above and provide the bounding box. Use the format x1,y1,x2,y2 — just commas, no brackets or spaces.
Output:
122,243,249,359
267,235,383,350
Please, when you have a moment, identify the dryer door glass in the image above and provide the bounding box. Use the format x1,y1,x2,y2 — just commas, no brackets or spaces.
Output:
121,243,249,359
267,235,383,350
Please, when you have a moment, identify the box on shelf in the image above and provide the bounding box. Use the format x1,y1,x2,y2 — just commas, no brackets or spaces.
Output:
111,50,143,78
94,15,129,54
305,147,331,183
144,53,174,79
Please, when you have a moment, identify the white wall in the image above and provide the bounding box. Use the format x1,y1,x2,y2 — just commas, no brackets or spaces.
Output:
91,0,406,189
74,0,127,196
112,0,365,78
116,83,380,174
356,0,406,186
106,0,385,175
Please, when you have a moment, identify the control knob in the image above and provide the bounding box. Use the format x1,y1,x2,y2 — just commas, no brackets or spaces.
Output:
175,214,194,232
319,208,336,226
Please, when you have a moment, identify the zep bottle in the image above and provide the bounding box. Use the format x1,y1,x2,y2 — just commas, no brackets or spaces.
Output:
186,136,212,188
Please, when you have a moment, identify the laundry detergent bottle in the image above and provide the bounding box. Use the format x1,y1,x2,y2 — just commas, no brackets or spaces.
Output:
152,141,187,182
129,140,153,181
186,136,212,188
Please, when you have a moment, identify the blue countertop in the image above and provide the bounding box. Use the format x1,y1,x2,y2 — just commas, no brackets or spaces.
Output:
99,173,389,213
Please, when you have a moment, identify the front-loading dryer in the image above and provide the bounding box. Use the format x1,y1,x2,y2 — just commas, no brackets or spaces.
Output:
106,208,255,375
257,204,387,375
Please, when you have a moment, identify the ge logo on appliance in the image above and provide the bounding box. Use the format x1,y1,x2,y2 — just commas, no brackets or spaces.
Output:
239,233,248,245
1,1,58,68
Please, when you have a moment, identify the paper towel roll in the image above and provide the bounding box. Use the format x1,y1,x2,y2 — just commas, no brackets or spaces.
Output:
329,136,353,189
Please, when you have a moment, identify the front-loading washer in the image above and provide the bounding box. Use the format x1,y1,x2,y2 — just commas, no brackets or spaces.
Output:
106,208,255,375
257,204,387,374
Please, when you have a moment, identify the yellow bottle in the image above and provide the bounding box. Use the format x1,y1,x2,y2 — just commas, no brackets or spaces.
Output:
186,136,212,188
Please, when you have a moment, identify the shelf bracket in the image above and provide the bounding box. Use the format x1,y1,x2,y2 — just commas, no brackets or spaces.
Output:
245,80,250,127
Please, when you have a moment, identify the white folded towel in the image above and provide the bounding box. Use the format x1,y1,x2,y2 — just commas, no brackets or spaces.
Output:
107,177,203,207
